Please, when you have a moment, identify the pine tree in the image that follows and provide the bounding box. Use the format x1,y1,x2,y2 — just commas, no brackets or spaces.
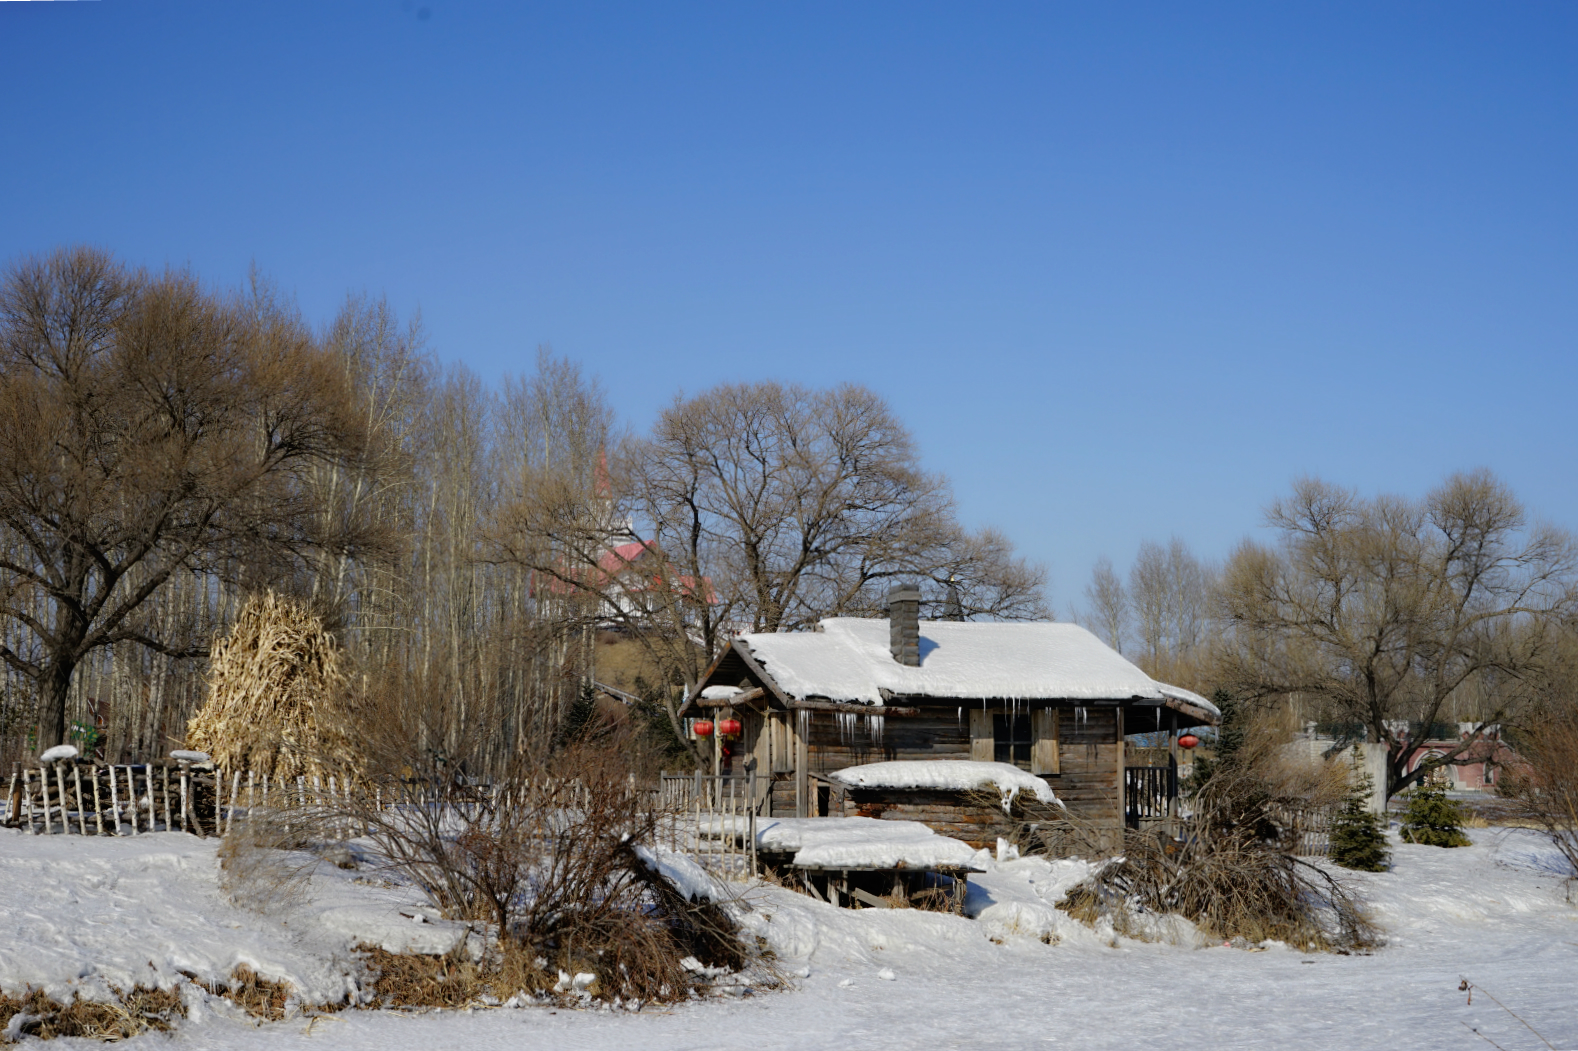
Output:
1399,774,1471,847
554,680,600,751
1329,752,1391,871
1185,689,1242,793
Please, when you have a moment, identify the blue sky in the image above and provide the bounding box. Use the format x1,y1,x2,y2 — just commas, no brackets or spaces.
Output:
4,2,1575,613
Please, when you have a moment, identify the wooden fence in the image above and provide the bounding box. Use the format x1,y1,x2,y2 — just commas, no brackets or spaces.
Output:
1274,804,1334,857
5,759,226,837
657,771,759,879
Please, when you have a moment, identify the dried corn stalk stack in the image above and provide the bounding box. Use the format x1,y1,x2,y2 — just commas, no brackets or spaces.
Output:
186,591,363,782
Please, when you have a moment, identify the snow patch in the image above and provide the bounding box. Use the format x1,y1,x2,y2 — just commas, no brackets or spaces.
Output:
830,760,1062,812
755,817,984,872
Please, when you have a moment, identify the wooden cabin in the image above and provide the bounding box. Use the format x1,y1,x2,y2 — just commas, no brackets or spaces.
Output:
680,585,1218,848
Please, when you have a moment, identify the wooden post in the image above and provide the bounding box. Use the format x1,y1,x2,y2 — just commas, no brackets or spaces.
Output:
42,765,56,834
55,764,72,835
128,768,142,834
91,765,105,836
5,764,17,828
1166,710,1179,839
178,765,190,834
794,709,809,818
161,765,173,832
227,771,242,835
747,768,758,875
22,767,34,833
108,765,122,835
1114,707,1125,848
144,766,156,833
72,763,88,835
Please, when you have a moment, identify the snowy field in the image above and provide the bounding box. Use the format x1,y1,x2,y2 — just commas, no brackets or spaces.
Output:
1,824,1574,1051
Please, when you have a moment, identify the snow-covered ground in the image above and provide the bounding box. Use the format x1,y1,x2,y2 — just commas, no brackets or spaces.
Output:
1,825,1574,1050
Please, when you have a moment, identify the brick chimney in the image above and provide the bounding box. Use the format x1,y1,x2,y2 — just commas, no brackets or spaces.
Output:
887,584,921,666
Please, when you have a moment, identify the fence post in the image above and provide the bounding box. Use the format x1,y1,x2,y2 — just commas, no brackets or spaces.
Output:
107,766,121,835
177,763,190,834
127,768,140,835
91,765,105,836
22,767,34,833
55,764,72,835
161,766,173,832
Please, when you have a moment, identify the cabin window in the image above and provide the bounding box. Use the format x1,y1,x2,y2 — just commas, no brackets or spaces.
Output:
993,713,1033,767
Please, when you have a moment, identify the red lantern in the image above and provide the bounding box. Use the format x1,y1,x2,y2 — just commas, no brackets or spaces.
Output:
693,720,714,738
1178,734,1200,749
718,718,742,739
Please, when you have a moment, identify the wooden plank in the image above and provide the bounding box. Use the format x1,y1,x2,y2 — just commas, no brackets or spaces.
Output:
850,886,889,909
1031,708,1060,775
969,707,993,761
770,712,793,774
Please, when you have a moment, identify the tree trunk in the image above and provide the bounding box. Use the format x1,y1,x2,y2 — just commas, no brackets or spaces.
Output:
38,657,77,751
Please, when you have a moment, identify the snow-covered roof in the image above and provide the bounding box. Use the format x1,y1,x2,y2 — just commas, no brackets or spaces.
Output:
734,618,1218,716
829,760,1062,813
754,817,986,872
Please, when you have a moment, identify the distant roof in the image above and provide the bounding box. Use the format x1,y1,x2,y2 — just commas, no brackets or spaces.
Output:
734,618,1218,717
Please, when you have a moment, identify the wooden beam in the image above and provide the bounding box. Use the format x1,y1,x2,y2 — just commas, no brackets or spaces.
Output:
789,699,919,716
692,687,768,708
733,639,795,709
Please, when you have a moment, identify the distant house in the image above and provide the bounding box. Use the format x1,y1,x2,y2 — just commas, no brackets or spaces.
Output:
1402,723,1524,792
680,584,1217,846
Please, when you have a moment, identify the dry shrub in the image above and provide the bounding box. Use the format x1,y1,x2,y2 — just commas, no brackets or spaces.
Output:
0,985,184,1043
1502,705,1578,879
216,815,317,913
343,725,753,1005
186,591,362,782
1052,708,1377,952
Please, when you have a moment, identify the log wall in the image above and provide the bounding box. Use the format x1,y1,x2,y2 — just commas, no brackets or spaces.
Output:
796,704,1124,830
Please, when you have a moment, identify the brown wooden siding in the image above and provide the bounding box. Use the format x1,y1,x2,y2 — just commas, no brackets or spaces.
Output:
794,704,1124,829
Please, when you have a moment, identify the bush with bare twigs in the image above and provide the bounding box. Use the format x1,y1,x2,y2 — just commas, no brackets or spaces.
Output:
1047,706,1376,951
1501,705,1578,880
329,723,755,1006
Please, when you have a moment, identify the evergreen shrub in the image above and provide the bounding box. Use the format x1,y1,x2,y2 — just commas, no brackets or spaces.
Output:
1399,776,1471,847
1328,755,1390,871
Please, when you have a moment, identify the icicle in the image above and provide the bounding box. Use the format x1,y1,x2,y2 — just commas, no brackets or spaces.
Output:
868,714,885,746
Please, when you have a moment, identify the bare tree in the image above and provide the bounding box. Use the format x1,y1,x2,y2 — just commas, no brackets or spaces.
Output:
496,378,1047,753
1127,537,1215,680
1215,472,1578,798
1083,556,1128,653
0,249,357,749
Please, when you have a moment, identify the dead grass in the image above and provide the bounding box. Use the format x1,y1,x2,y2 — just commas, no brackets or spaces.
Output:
357,943,499,1009
210,966,293,1021
0,985,184,1043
